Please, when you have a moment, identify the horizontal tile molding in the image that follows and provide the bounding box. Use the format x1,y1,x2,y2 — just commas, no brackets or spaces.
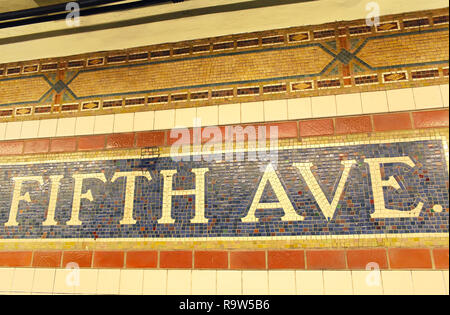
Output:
0,109,447,156
0,248,447,270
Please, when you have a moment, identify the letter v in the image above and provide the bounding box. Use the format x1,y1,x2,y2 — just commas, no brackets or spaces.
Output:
293,160,356,221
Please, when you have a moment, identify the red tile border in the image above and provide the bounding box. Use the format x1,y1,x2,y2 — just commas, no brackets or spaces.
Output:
268,122,298,139
23,139,50,154
136,131,166,147
93,251,125,268
0,141,23,156
160,251,193,269
346,249,388,269
299,118,334,137
62,251,93,268
126,251,158,268
106,133,135,149
432,248,449,269
0,251,32,267
306,250,347,269
50,138,77,153
32,251,62,268
373,113,412,132
268,250,305,269
388,248,433,269
230,251,266,270
335,116,372,134
194,251,228,269
413,110,449,129
78,135,105,151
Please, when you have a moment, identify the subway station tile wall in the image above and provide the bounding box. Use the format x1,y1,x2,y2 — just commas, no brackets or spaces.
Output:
0,6,448,296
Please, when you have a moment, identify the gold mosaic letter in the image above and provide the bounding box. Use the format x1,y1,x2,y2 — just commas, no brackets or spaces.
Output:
293,160,356,221
242,164,304,223
158,168,209,224
67,173,107,226
5,176,44,227
365,157,423,218
111,171,152,225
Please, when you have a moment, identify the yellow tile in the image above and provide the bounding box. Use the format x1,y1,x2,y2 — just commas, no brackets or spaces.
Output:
0,268,14,293
119,269,143,295
296,271,323,295
94,114,115,134
75,116,95,136
38,119,57,138
264,100,288,122
20,120,40,139
287,97,312,119
74,269,98,295
268,271,296,295
53,269,76,294
387,88,415,112
134,111,155,131
192,270,217,295
413,86,443,109
154,109,175,130
411,271,446,295
381,271,413,295
167,270,191,295
336,93,362,116
241,101,264,123
0,123,6,141
143,270,167,295
443,271,449,295
323,271,353,295
175,107,197,128
312,95,336,118
361,91,389,114
440,84,449,107
217,270,242,295
11,268,34,293
352,271,383,295
242,271,268,295
219,103,241,125
114,113,135,133
32,268,55,294
5,121,22,140
196,105,218,127
56,117,76,137
96,269,120,295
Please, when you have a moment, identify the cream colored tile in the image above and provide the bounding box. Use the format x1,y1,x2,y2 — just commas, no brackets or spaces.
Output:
242,271,268,295
192,270,217,295
119,269,143,295
175,107,197,128
143,270,167,295
381,271,413,295
440,84,449,107
413,86,444,109
114,113,134,133
11,268,34,293
5,121,22,140
167,270,191,295
20,120,40,139
352,271,383,295
75,269,98,295
217,270,242,295
32,268,55,294
311,95,337,118
323,271,353,295
219,103,241,125
443,271,449,295
0,268,14,292
287,97,312,119
361,91,389,114
264,99,288,122
387,88,415,112
412,271,446,295
75,116,95,136
241,101,264,123
336,93,362,116
38,119,57,138
268,271,296,295
56,117,76,137
96,269,120,295
134,111,154,132
296,271,323,295
53,269,76,294
154,109,175,130
93,114,115,135
0,123,6,140
196,105,218,126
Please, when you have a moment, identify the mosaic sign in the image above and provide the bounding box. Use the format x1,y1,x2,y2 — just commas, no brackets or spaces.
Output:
0,139,448,240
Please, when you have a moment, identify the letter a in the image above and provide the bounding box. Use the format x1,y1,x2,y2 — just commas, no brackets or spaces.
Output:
242,164,303,223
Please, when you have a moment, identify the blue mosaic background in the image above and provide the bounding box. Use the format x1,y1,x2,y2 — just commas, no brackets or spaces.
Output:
0,140,448,239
